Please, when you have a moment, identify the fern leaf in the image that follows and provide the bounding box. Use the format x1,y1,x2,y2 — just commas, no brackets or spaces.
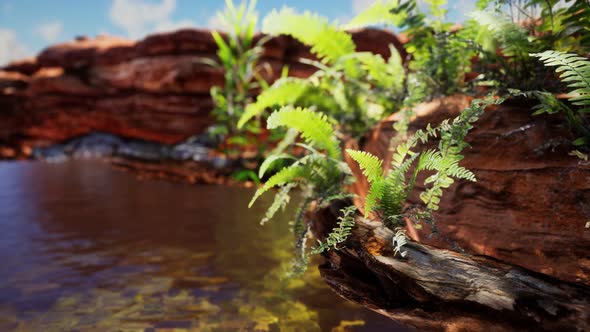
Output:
381,152,419,218
346,149,384,183
470,10,532,58
249,164,308,207
343,0,406,30
262,7,355,63
258,153,295,178
260,183,296,225
267,107,341,158
346,149,387,216
343,49,404,91
364,178,386,217
531,51,590,112
237,78,309,128
311,205,357,254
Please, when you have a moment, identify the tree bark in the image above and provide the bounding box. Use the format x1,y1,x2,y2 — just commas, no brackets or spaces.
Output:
313,201,590,332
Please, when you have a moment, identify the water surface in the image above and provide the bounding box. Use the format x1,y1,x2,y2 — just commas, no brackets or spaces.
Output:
0,161,402,331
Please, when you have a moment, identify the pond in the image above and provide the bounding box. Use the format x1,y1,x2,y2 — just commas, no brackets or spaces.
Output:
0,161,405,331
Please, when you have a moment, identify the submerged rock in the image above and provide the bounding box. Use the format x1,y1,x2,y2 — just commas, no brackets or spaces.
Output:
31,132,226,169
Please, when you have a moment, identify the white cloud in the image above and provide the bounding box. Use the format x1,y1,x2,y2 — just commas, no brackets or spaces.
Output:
448,0,476,21
37,21,63,43
352,0,377,14
0,28,29,65
206,14,226,31
109,0,195,38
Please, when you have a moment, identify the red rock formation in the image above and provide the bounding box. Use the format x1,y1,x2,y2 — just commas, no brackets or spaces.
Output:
356,95,590,286
0,28,402,153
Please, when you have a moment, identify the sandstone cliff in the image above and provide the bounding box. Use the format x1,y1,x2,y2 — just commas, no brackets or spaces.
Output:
0,28,403,158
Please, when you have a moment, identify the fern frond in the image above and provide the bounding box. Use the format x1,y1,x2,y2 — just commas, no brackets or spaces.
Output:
311,205,357,254
258,153,295,178
364,178,386,217
381,152,419,219
343,0,406,30
531,51,590,112
470,10,532,58
237,78,310,128
262,7,355,63
345,149,384,183
267,107,341,158
346,149,387,216
260,183,296,225
418,150,475,210
343,49,404,91
249,164,308,207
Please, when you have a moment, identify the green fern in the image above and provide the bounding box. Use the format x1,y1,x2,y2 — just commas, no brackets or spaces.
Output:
343,0,407,30
237,78,310,129
267,107,341,159
262,7,355,63
249,164,308,207
348,96,500,218
381,151,419,218
260,183,296,225
345,150,384,183
470,10,532,59
344,48,405,93
531,51,590,113
258,153,295,178
310,205,357,254
346,150,386,217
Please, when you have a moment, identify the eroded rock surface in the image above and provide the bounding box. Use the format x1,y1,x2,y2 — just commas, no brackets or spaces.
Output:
0,28,402,155
355,95,590,286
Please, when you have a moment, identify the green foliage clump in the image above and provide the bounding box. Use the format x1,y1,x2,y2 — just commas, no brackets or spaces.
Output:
467,1,590,91
348,97,501,223
310,205,357,255
248,107,353,225
529,50,590,148
238,2,406,138
343,0,408,29
262,8,355,64
531,51,590,113
207,0,266,154
242,0,590,273
396,0,479,98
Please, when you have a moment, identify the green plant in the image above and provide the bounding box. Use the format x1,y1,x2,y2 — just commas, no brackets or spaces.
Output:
309,205,357,255
395,0,480,98
238,2,407,138
247,107,354,270
469,0,590,91
348,97,503,225
530,50,590,148
248,106,353,226
468,8,540,90
524,0,590,53
206,0,267,155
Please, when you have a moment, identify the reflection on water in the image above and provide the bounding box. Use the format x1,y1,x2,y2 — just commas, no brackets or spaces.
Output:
0,161,401,331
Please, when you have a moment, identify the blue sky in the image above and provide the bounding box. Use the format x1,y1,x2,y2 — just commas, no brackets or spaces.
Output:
0,0,478,65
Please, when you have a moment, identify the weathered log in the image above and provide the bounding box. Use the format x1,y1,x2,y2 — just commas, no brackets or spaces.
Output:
314,201,590,331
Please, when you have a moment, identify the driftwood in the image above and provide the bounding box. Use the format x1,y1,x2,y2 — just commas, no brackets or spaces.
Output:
313,201,590,332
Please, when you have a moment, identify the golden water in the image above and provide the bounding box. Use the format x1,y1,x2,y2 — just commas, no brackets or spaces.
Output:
0,161,403,331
